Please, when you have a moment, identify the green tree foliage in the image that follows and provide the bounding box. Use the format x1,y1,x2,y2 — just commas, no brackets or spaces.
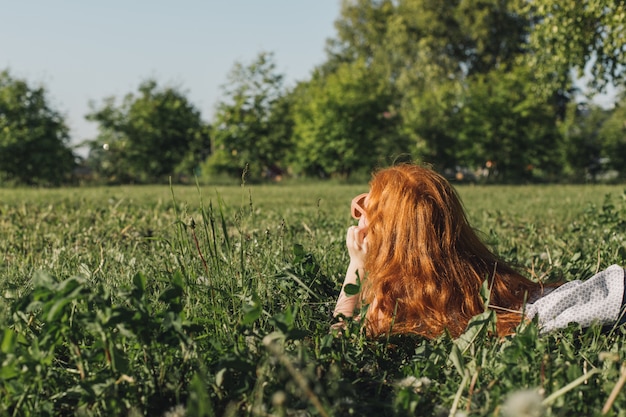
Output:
292,59,405,177
559,102,612,180
86,80,209,183
0,70,75,185
316,0,560,178
456,66,564,181
398,74,463,170
518,0,626,94
325,0,396,70
598,94,626,176
204,52,293,180
454,0,529,74
328,0,529,82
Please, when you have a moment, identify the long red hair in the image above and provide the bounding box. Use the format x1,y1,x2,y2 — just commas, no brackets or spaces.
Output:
362,164,545,339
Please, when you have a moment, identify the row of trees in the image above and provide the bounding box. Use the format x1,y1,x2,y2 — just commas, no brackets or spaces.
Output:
0,71,76,185
1,0,625,185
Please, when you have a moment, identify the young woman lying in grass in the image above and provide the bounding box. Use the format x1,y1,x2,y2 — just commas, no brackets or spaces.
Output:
333,164,626,338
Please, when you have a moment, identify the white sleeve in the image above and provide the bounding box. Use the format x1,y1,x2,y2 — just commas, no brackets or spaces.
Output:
525,265,625,334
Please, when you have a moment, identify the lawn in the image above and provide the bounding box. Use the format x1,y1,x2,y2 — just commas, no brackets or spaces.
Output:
1,182,626,416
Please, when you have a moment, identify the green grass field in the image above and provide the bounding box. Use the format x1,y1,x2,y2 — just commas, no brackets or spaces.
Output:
2,183,626,416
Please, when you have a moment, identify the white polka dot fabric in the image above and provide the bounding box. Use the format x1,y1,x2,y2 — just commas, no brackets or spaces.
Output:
525,264,625,334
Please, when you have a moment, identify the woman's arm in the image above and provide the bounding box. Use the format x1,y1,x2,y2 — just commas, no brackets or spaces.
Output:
333,259,365,317
333,226,367,318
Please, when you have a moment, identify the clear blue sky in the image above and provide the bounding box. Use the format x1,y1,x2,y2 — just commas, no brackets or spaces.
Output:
1,1,341,150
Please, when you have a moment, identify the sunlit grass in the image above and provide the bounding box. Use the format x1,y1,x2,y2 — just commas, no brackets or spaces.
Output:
1,182,626,415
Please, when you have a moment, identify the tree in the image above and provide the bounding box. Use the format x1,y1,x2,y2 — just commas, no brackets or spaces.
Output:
455,66,564,181
398,75,464,170
204,52,293,179
0,70,75,185
292,59,405,177
559,102,611,180
323,0,547,170
86,80,209,183
327,0,530,80
518,0,626,95
598,94,626,177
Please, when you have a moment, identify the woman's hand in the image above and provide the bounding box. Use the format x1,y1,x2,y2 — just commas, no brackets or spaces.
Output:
346,225,368,266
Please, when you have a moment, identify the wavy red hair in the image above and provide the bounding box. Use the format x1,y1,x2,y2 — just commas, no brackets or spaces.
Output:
361,164,546,339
